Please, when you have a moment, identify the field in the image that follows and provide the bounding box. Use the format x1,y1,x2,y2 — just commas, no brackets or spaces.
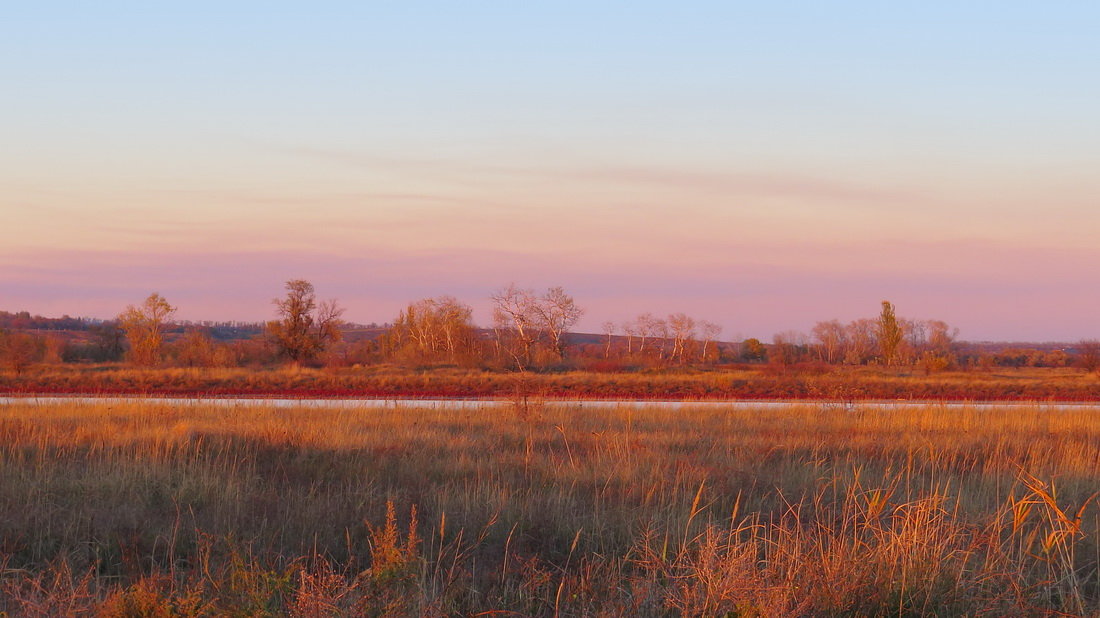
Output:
4,364,1100,401
2,400,1100,615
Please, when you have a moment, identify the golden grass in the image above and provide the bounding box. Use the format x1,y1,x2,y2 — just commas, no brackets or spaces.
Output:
1,400,1099,614
5,363,1100,401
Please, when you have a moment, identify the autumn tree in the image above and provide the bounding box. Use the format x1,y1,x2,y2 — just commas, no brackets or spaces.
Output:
741,337,767,362
383,296,477,364
877,301,903,366
268,279,344,364
118,293,176,367
41,336,64,364
917,319,958,372
1078,340,1100,373
175,328,216,368
0,331,42,375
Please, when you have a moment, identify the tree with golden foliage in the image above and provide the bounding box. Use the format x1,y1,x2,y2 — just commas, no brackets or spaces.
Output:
382,296,477,364
118,293,176,367
0,331,42,375
877,300,903,366
175,329,216,368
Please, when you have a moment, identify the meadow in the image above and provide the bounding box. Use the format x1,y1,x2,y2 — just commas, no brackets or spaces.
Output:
2,400,1100,615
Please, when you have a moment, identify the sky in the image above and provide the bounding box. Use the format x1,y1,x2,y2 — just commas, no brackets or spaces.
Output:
2,2,1098,341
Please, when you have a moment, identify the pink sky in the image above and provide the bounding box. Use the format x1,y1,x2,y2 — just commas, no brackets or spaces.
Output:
4,5,1099,341
4,149,1100,341
4,225,1099,341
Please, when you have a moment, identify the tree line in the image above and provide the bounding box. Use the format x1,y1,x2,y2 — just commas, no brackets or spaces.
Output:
1,281,1097,374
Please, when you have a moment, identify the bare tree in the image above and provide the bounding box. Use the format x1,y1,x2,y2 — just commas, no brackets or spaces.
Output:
268,279,344,364
653,317,670,360
622,319,637,355
118,293,176,367
491,284,583,367
602,321,616,358
771,330,808,367
635,313,660,354
89,322,125,362
491,284,539,370
667,313,696,364
925,320,958,356
699,320,722,362
898,318,925,365
532,286,583,360
844,318,878,365
436,296,476,360
1078,340,1100,373
811,319,847,364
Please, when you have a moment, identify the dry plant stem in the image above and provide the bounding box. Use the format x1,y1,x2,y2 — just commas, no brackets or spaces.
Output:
0,401,1099,615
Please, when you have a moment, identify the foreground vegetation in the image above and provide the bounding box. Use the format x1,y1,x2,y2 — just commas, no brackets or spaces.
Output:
2,400,1100,615
3,364,1100,401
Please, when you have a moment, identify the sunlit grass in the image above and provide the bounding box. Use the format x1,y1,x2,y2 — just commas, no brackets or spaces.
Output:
4,363,1100,401
1,401,1099,614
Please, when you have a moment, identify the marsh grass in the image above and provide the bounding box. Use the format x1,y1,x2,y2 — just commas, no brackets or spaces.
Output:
6,364,1100,401
1,401,1100,615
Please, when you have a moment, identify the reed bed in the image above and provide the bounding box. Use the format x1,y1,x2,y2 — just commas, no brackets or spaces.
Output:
5,364,1100,401
1,400,1099,615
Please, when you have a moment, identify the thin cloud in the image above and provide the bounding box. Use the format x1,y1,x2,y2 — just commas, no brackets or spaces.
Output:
550,166,915,203
259,141,910,204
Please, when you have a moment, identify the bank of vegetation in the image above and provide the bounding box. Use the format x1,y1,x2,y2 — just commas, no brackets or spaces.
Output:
4,364,1100,402
2,281,1098,400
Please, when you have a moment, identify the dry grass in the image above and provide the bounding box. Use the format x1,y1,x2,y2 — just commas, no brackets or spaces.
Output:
1,400,1100,615
4,363,1100,401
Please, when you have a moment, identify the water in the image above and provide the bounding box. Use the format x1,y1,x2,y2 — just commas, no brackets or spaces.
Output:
1,395,1098,412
